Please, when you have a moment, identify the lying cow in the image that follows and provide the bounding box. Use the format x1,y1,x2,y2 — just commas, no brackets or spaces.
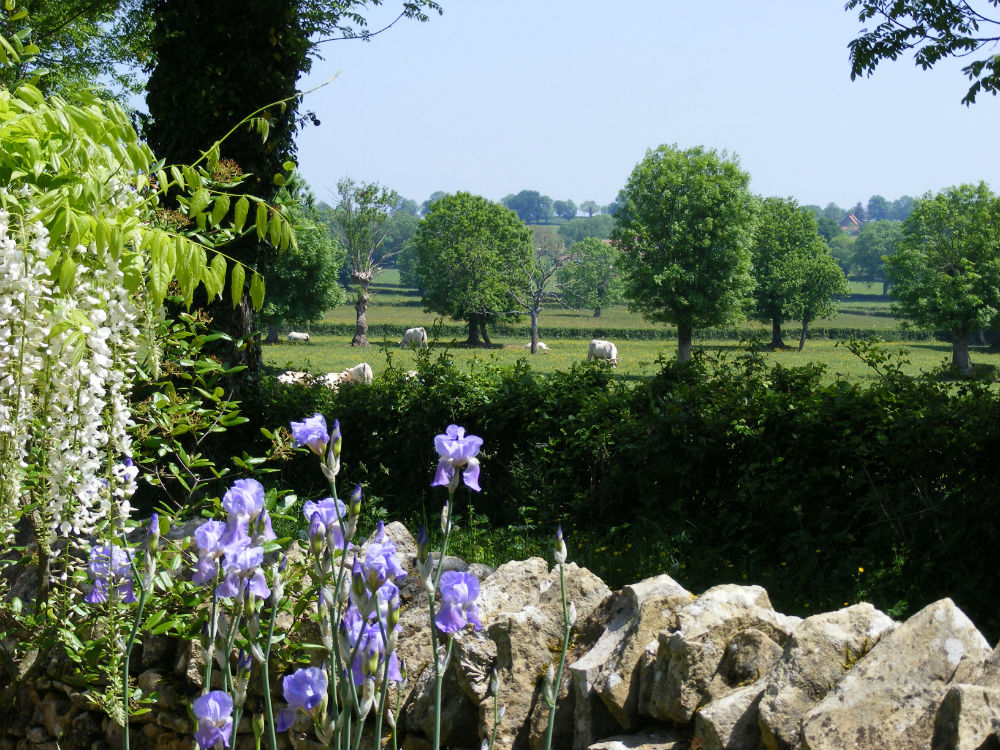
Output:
587,338,618,366
399,326,428,349
522,341,550,351
319,363,374,391
287,331,310,343
277,370,312,385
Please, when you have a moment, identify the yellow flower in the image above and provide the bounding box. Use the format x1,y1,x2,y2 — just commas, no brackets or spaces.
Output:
858,566,864,573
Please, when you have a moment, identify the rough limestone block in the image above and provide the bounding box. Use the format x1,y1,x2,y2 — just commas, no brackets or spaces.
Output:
931,683,1000,750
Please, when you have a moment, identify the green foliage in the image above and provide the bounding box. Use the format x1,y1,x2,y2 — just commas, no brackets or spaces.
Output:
614,144,758,358
557,214,615,246
501,189,554,224
748,197,823,344
552,199,577,221
790,247,850,348
853,219,902,291
886,183,1000,372
413,192,534,341
847,0,1000,104
558,236,625,316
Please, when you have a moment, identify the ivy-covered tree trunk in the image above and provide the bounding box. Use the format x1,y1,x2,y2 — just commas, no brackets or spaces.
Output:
952,326,973,375
678,320,693,362
144,0,308,391
351,283,371,346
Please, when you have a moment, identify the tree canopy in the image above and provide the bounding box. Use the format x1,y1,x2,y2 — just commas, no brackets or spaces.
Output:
853,219,903,294
749,197,824,348
613,144,757,361
413,192,533,346
557,214,615,246
886,182,1000,374
846,0,1000,104
501,190,554,224
558,237,624,318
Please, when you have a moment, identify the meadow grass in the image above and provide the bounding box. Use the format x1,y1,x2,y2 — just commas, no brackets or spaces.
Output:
263,333,1000,383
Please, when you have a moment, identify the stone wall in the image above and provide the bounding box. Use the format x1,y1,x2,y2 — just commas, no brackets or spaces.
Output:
4,522,1000,750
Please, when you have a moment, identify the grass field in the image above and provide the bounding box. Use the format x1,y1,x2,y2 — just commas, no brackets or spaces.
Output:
264,269,1000,382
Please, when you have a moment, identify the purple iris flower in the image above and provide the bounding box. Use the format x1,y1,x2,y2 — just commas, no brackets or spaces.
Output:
192,519,245,585
434,570,483,635
215,544,269,600
221,478,275,545
276,666,327,731
361,522,407,592
290,413,330,456
303,497,349,552
84,543,136,604
192,690,234,749
431,424,483,492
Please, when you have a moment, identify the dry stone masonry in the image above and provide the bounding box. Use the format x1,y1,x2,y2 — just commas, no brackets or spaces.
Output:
4,522,1000,749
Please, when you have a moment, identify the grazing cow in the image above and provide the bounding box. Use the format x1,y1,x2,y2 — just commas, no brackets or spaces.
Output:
343,362,374,385
522,341,550,351
317,372,344,389
399,327,428,349
587,339,618,366
287,331,310,343
277,370,312,385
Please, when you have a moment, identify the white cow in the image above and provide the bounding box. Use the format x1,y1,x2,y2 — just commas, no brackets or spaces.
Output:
344,362,374,385
287,331,310,343
522,341,550,351
587,339,618,366
277,370,312,385
399,326,428,349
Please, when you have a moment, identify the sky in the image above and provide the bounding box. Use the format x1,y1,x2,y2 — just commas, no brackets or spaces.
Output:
293,1,1000,212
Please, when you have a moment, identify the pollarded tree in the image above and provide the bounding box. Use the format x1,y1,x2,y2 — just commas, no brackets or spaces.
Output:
613,144,758,361
886,183,1000,375
508,233,574,353
413,192,533,346
853,219,902,295
558,237,624,318
329,178,399,347
790,244,849,350
749,197,824,349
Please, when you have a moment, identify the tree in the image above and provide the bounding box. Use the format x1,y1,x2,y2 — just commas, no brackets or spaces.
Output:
850,201,868,222
381,210,419,265
558,237,625,317
853,219,903,294
828,232,856,274
816,216,842,243
890,195,916,221
579,200,600,217
413,192,533,346
553,199,578,221
822,202,845,222
790,249,849,350
867,194,891,221
557,214,615,246
395,197,420,217
749,197,823,349
846,0,1000,104
141,0,440,381
508,233,573,353
260,183,345,343
420,190,448,216
329,178,399,346
613,144,757,361
886,183,1000,374
502,190,554,224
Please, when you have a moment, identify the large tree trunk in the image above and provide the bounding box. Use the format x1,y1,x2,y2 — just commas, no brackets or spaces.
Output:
678,321,693,362
882,280,890,296
478,318,492,346
952,327,973,375
465,315,483,346
351,283,370,346
264,324,279,345
769,318,787,349
592,307,602,318
798,315,810,351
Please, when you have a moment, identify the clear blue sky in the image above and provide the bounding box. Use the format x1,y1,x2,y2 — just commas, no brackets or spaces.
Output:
293,1,1000,212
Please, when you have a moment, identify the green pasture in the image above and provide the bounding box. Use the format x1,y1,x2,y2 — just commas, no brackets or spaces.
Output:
263,334,1000,383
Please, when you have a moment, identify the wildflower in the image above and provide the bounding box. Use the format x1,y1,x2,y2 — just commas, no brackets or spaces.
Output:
276,666,327,731
192,519,243,585
84,543,136,604
192,690,234,749
431,424,483,492
290,413,330,456
340,602,403,686
303,497,349,553
435,570,483,635
361,522,407,592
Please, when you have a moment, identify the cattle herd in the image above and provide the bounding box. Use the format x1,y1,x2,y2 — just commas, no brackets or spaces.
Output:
275,331,620,388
